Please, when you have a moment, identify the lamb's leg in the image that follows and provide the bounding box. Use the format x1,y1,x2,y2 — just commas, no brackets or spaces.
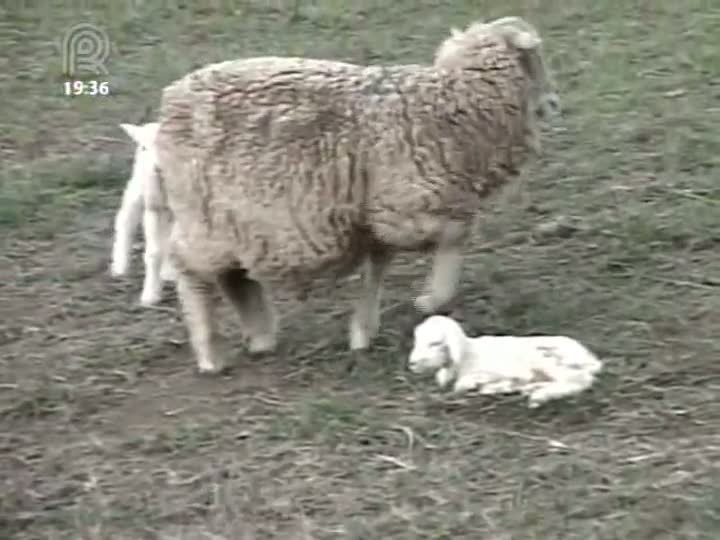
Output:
526,376,594,408
217,269,277,354
159,213,177,282
140,206,167,306
349,247,393,351
175,270,225,374
452,374,480,394
415,221,466,314
435,367,454,389
110,172,144,277
479,379,519,395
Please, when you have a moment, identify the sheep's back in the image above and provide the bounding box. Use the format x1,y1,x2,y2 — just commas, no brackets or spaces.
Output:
155,54,539,277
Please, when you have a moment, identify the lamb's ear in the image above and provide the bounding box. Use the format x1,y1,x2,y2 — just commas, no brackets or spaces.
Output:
119,123,143,145
450,27,463,38
443,323,467,367
120,122,158,150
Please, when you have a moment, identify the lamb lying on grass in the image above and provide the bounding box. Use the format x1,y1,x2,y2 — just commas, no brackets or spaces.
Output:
408,316,603,408
152,16,560,374
111,121,176,306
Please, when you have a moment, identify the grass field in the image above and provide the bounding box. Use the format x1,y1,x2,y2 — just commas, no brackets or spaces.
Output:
2,1,720,538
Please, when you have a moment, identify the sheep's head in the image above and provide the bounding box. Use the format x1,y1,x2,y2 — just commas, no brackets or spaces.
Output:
434,16,561,122
408,315,468,374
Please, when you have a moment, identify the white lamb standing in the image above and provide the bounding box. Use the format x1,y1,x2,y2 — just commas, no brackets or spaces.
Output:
111,121,176,306
408,316,603,408
150,16,561,374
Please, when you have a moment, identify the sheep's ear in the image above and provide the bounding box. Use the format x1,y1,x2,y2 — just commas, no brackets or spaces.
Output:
450,27,463,38
508,29,541,50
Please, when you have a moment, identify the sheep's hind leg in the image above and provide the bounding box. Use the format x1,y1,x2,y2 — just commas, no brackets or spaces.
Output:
176,270,226,374
217,269,277,355
349,247,393,352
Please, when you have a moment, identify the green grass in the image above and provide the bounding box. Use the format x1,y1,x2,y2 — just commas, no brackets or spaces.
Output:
1,0,720,539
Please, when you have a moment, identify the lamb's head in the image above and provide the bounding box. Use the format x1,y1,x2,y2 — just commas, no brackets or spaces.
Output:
434,16,560,122
408,315,469,374
119,121,160,166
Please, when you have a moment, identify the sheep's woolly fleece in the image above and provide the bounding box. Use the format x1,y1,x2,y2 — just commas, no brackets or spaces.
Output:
153,17,558,289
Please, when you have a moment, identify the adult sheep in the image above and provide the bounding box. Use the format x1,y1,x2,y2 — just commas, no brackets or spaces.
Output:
153,16,560,374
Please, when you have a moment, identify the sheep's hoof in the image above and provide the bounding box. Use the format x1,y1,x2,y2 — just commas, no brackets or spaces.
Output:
414,295,459,317
160,264,177,282
195,360,228,376
413,294,439,314
248,334,277,355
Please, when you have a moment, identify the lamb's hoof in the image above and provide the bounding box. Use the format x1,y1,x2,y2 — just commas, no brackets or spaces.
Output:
346,349,369,374
527,395,547,408
140,284,162,307
110,262,129,277
140,287,163,307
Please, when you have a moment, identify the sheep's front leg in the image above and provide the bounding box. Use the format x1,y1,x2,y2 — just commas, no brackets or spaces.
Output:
217,269,277,354
349,247,393,351
110,172,144,277
414,221,467,314
160,253,177,282
175,270,225,374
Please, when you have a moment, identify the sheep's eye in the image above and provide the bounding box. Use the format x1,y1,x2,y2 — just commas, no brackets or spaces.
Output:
427,341,443,348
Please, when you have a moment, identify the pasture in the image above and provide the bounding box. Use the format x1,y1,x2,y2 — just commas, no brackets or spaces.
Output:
1,1,719,538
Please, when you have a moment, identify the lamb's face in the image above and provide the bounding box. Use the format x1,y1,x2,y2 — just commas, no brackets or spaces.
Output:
121,122,160,180
408,317,451,374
